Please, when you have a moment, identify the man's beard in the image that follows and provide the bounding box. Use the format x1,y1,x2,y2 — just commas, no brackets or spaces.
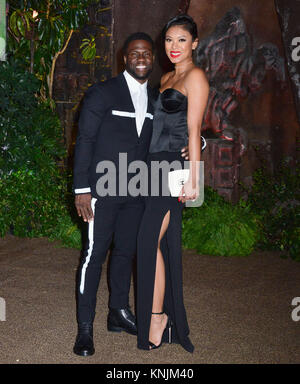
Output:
126,66,153,81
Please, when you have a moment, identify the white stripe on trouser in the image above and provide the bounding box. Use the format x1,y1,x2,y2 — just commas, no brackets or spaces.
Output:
79,197,97,294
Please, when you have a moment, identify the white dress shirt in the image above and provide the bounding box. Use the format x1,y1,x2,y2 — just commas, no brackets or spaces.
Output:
123,70,148,137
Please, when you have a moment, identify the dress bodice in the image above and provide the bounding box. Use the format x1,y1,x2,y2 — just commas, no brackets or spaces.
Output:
160,88,187,113
149,88,188,153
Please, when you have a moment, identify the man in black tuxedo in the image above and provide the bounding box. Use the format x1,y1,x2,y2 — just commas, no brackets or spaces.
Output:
73,32,156,356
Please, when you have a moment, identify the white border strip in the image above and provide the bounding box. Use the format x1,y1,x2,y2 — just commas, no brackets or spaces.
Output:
79,197,97,294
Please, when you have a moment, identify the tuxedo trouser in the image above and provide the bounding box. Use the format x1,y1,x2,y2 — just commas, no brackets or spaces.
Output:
76,197,145,324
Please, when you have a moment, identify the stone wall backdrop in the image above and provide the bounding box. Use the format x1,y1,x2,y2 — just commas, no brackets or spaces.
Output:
188,0,299,201
275,0,300,127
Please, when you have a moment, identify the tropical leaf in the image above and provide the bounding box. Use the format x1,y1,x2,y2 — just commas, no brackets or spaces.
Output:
80,35,96,60
7,0,91,99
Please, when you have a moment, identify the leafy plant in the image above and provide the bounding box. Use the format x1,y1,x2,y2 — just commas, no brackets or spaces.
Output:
0,61,80,247
80,34,96,61
182,187,261,256
0,60,64,176
49,212,82,249
245,159,300,260
7,0,95,99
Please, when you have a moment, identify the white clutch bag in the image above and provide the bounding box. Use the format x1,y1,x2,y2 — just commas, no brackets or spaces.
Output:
168,169,190,197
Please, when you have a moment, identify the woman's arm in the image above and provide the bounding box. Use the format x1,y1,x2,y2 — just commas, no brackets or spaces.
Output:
179,68,209,202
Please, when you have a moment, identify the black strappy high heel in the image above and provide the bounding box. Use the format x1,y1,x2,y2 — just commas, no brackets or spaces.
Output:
149,312,173,350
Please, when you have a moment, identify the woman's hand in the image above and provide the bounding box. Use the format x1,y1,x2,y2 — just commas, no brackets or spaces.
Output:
178,178,199,203
181,145,189,160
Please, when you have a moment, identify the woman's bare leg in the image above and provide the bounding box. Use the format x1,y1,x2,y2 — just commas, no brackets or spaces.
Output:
149,211,170,347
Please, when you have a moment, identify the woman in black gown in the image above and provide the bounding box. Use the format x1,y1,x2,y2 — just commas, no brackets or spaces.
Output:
137,14,209,352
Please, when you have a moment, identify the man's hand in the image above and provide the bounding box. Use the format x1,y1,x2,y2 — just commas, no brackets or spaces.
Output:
75,193,94,222
181,145,189,160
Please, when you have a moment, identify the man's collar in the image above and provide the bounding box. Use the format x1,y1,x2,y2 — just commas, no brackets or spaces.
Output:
123,70,148,89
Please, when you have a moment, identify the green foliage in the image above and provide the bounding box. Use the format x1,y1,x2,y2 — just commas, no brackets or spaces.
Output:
7,0,94,97
182,187,261,256
0,61,64,175
0,61,81,247
246,160,300,260
80,35,96,61
48,213,82,250
1,167,64,236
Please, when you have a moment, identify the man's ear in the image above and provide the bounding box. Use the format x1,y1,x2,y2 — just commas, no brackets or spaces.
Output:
123,56,127,65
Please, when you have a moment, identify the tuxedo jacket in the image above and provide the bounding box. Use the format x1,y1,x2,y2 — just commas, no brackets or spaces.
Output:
73,73,154,198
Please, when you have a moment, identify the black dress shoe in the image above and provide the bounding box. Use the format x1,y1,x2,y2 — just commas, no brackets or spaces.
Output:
107,307,137,335
73,322,95,356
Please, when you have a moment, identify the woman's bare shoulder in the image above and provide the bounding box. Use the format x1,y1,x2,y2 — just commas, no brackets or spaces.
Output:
184,67,209,95
186,67,208,84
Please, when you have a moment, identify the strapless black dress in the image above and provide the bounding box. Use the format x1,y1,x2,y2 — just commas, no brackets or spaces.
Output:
136,88,194,353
